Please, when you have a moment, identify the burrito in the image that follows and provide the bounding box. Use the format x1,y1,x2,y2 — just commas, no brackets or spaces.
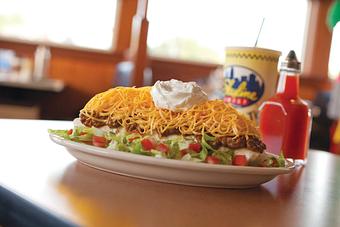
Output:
49,80,285,167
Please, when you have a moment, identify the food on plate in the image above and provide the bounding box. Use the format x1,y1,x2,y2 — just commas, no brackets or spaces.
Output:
49,80,286,167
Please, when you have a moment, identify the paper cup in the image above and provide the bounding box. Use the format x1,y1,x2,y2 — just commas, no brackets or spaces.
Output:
224,47,281,121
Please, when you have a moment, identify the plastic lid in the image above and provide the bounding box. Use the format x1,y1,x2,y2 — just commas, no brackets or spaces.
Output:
281,50,301,71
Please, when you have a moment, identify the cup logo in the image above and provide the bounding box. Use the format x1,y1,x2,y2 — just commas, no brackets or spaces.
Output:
224,66,264,107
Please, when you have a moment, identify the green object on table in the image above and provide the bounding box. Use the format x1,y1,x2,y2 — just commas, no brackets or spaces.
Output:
328,0,340,29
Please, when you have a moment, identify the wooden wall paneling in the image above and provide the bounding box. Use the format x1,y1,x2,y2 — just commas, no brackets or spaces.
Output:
49,49,121,95
150,57,221,83
0,38,36,58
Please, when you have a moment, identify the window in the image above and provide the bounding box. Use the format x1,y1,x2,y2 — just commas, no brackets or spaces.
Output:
329,23,340,79
147,0,308,64
0,0,117,50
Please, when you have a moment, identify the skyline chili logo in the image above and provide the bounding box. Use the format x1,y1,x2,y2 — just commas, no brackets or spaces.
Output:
224,66,265,107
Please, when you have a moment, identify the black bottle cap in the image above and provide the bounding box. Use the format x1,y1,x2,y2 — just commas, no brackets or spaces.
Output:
281,50,301,71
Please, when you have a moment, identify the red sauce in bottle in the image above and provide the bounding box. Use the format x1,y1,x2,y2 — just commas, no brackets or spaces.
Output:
259,51,311,163
259,101,286,155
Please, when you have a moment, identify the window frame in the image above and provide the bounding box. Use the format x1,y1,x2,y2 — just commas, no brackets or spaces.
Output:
301,0,333,80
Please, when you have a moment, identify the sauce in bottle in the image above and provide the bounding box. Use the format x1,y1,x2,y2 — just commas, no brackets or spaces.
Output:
259,50,311,164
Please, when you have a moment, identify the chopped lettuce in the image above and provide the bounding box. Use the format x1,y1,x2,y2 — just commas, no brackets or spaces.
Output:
167,141,180,159
199,146,208,161
48,129,70,139
212,150,234,165
199,132,217,161
278,152,286,167
181,153,203,162
49,126,288,168
131,140,143,154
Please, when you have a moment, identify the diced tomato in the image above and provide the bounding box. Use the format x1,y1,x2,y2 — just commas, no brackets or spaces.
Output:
92,135,107,148
141,138,155,150
180,149,189,157
188,143,201,152
93,135,106,143
232,155,247,166
156,143,169,153
206,156,220,164
80,132,87,136
67,129,73,135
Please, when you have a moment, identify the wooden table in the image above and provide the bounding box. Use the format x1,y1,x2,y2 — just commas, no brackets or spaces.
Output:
0,119,339,227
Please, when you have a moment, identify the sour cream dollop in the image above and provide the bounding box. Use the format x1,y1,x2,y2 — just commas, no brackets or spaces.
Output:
151,79,208,112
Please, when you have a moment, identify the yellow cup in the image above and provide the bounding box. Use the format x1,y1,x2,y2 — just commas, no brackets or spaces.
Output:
224,47,281,121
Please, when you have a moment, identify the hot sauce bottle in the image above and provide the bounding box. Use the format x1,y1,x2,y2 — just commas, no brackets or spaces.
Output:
260,50,311,164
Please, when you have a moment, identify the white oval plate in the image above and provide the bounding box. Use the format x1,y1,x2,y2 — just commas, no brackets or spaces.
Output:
50,134,295,188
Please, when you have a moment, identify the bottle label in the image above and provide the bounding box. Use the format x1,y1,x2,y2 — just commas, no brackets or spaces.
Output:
224,65,265,107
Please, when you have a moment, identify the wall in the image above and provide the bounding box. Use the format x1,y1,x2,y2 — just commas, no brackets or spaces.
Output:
150,57,220,83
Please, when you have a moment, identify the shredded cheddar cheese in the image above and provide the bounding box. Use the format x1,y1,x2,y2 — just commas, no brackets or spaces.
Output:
79,87,259,137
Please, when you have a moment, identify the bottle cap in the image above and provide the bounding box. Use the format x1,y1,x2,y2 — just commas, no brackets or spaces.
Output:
281,50,301,72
